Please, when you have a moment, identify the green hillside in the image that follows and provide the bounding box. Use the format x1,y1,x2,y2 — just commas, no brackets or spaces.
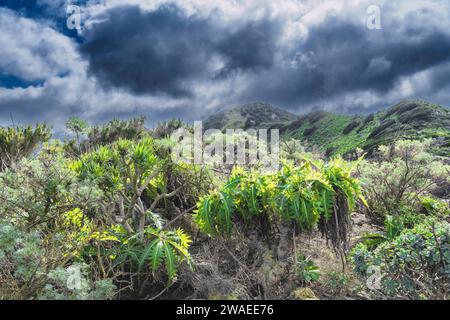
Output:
203,102,297,131
282,100,450,157
204,100,450,157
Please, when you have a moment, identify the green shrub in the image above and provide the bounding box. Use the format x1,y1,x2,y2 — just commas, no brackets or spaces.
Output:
296,254,320,284
0,143,101,230
39,263,116,300
70,137,194,284
87,117,147,148
325,271,350,295
359,215,405,251
0,223,116,300
384,215,404,240
0,124,51,169
151,119,188,139
421,197,450,217
195,157,366,254
358,139,450,219
64,117,148,157
115,227,192,284
327,271,349,287
66,117,89,142
351,219,450,299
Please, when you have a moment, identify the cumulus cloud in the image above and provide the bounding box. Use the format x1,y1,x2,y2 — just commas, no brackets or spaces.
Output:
0,8,78,81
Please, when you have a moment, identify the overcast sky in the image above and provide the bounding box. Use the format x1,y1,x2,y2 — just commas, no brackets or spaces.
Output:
1,0,450,130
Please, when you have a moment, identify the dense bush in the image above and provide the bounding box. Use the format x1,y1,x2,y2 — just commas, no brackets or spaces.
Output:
151,119,189,139
0,222,116,300
0,136,202,298
69,137,197,285
280,139,321,165
0,142,100,230
358,139,450,220
0,144,120,299
87,117,147,148
421,197,450,217
0,125,51,169
351,219,450,299
195,157,366,254
64,117,148,157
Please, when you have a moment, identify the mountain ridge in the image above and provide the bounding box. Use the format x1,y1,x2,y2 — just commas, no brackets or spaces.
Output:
203,100,450,157
203,102,298,131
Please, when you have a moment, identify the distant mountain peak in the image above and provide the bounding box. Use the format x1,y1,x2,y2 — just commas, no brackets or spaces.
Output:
203,102,297,130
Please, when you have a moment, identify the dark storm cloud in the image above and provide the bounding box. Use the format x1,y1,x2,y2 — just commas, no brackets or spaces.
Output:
0,94,70,127
80,5,210,97
2,1,450,129
214,19,280,78
242,16,450,108
80,4,280,97
430,65,450,92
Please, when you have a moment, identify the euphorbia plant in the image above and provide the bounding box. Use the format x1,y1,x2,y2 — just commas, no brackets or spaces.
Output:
195,156,366,255
70,137,191,283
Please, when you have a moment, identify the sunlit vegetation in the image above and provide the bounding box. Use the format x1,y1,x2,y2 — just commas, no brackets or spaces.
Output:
195,157,366,257
0,104,449,300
